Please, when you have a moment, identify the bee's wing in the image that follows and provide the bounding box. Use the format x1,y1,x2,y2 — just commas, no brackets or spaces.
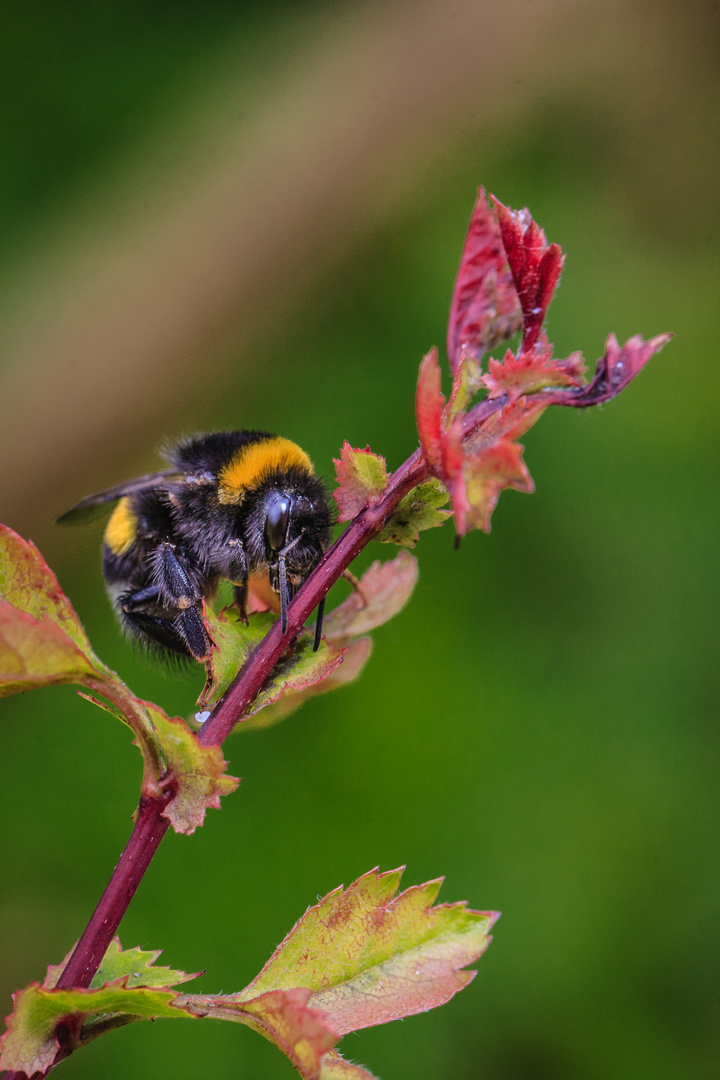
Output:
57,469,181,526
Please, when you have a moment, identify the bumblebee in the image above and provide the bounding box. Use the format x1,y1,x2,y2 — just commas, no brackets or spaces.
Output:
58,431,332,661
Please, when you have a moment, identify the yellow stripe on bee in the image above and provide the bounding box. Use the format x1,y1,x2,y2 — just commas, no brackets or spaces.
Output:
104,497,137,555
218,437,314,504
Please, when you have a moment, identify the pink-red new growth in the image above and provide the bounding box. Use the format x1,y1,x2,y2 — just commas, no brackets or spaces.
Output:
446,188,522,369
492,195,564,352
416,189,670,536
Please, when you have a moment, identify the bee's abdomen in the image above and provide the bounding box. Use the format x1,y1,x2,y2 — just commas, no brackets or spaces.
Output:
103,497,137,556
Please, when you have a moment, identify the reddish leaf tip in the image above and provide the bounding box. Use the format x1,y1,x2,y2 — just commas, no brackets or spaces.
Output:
416,348,445,471
447,192,522,371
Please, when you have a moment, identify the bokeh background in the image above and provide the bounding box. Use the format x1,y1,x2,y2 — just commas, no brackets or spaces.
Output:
1,1,718,1077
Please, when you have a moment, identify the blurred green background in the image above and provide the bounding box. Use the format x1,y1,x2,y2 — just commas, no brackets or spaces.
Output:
1,1,718,1077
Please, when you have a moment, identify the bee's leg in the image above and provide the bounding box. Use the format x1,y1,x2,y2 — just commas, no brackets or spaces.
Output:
224,538,248,584
119,607,192,659
174,605,212,662
120,584,162,612
154,542,201,606
152,542,213,662
232,583,249,624
216,537,249,622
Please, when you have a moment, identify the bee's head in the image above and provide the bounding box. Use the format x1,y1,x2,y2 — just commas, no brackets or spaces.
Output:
245,482,331,633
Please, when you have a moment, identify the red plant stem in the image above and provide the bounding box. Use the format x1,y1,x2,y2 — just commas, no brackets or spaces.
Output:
55,795,173,990
2,797,174,1080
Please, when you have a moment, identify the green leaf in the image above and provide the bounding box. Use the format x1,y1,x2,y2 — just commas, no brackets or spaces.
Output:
0,526,165,777
322,552,418,642
0,526,111,699
94,940,199,990
0,599,99,697
44,939,199,991
0,981,191,1075
210,555,417,730
376,479,452,548
146,704,239,834
446,352,485,419
241,637,372,731
0,526,238,827
0,524,98,659
201,608,273,708
177,869,497,1079
17,876,495,1080
244,636,345,720
243,868,497,1032
333,443,389,521
202,602,347,720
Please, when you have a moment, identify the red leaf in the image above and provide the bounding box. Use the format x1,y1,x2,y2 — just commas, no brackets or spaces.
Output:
483,336,586,401
464,439,535,533
415,348,445,471
333,443,389,521
446,188,522,371
239,988,338,1078
440,416,471,536
468,396,547,453
492,197,564,351
553,332,672,408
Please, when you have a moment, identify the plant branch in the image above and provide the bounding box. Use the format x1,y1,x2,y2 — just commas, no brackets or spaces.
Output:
6,379,621,1079
55,795,174,991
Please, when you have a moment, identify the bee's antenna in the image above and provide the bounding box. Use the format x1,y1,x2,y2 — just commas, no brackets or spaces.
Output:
313,596,326,652
278,553,289,634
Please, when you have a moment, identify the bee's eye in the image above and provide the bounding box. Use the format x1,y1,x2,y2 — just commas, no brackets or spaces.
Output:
264,493,291,552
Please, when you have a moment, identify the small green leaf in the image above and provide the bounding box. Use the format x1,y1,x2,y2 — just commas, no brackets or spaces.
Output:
93,939,200,990
0,526,169,783
201,608,273,708
0,526,112,699
376,479,452,547
146,704,239,834
446,352,485,419
245,636,345,720
333,443,389,521
0,981,190,1075
201,607,346,722
242,637,372,731
323,552,418,642
44,938,199,992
